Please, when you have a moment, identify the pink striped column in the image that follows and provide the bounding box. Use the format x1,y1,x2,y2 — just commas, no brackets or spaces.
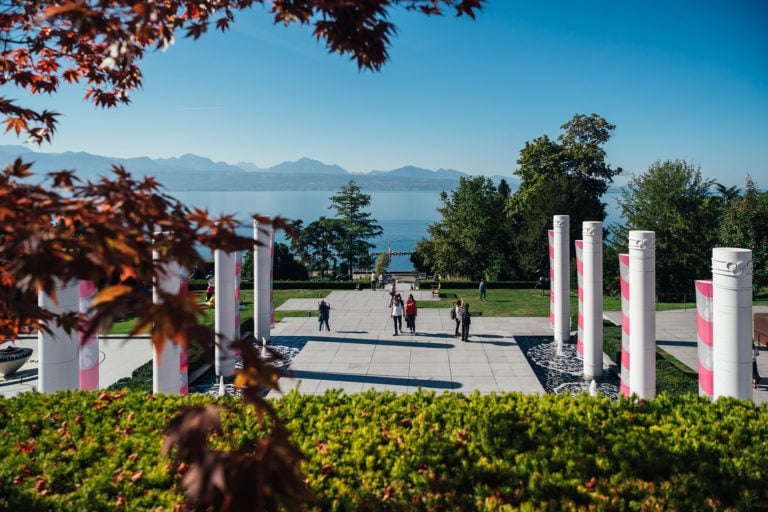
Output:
619,254,630,396
548,229,555,330
575,240,584,358
78,280,99,390
695,279,714,398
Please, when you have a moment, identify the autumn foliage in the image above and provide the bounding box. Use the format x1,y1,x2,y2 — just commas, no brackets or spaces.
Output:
0,0,483,143
1,0,484,509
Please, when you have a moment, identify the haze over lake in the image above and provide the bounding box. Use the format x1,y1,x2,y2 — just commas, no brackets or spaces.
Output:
169,189,623,272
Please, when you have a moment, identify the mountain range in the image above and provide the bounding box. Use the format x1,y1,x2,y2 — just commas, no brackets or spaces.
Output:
0,145,517,192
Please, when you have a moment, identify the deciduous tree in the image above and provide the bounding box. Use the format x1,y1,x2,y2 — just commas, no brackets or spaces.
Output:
294,216,344,278
613,159,719,296
505,113,622,279
718,176,768,291
425,176,505,279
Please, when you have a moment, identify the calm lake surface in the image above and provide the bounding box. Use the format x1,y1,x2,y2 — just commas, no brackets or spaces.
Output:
169,190,623,271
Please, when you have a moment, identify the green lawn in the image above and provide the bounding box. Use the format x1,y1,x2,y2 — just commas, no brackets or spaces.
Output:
108,285,765,334
421,287,690,317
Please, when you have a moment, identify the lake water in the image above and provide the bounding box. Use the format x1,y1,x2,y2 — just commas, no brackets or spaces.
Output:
169,190,623,272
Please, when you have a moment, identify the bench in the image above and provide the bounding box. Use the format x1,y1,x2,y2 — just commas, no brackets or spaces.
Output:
756,313,768,346
431,282,441,297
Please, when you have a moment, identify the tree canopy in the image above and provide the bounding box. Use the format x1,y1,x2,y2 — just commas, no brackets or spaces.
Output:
613,159,718,295
423,175,506,280
505,113,622,277
328,180,382,274
718,176,768,291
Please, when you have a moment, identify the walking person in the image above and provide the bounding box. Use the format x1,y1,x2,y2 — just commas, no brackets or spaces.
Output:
405,294,418,335
318,299,331,332
479,279,487,302
460,302,472,341
379,273,385,289
391,293,404,335
205,274,215,301
370,271,377,291
753,343,761,388
451,299,463,336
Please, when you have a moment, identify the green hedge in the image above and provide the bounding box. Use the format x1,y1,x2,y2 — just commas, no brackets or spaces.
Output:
187,279,537,291
1,390,766,511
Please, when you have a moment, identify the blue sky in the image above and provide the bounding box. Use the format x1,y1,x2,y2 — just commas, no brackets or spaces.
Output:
4,1,767,187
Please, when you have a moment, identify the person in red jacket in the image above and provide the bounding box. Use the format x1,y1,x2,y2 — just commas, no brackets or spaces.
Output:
405,294,418,335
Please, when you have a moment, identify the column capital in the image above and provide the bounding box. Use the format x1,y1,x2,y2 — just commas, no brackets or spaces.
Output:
628,231,655,251
583,221,602,242
712,247,753,278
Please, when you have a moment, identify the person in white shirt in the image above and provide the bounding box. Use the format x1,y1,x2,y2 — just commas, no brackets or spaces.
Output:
391,293,404,335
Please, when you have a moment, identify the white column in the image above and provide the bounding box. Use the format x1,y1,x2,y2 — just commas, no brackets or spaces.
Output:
38,280,79,393
712,247,753,400
269,230,276,328
628,231,656,399
254,219,271,345
619,253,630,396
152,252,186,394
79,281,99,390
234,251,243,341
695,279,714,398
215,247,237,378
583,221,603,379
553,215,570,355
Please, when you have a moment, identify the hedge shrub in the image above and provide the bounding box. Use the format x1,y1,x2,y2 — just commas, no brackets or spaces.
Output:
1,390,767,511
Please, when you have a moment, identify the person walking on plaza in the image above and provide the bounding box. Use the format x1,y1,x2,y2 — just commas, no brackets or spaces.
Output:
479,279,487,301
391,293,404,335
370,271,377,291
317,299,331,332
451,299,463,336
460,302,472,341
379,273,385,289
405,294,418,335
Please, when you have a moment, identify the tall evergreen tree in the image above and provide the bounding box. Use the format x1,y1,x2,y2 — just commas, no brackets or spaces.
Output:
328,180,383,274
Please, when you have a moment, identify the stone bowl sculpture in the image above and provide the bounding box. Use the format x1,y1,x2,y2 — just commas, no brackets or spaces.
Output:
0,345,33,377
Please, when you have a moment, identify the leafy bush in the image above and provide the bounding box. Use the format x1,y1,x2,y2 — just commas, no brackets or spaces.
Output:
1,390,766,511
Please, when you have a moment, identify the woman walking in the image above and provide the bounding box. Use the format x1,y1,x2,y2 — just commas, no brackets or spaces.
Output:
318,299,331,332
391,293,404,335
452,299,463,336
460,302,471,342
405,294,418,335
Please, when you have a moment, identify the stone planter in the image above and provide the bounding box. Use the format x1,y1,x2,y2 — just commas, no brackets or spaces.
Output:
0,346,33,377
